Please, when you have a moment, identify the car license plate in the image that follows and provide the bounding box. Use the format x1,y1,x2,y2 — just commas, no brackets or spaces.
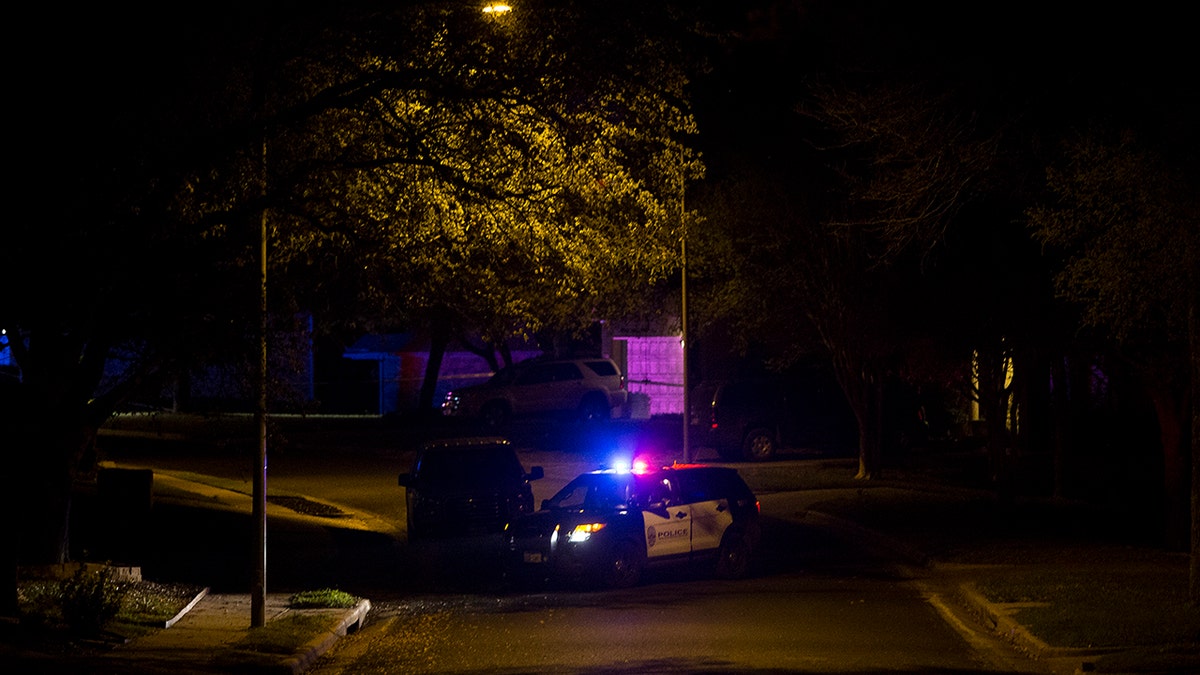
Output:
523,551,543,563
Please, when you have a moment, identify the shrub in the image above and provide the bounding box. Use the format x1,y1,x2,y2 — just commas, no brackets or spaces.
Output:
288,588,357,609
58,565,128,635
17,581,63,629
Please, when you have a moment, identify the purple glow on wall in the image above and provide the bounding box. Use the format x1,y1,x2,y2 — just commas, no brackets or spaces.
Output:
615,335,684,417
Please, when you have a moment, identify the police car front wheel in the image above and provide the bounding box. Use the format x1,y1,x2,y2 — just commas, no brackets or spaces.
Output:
599,539,645,589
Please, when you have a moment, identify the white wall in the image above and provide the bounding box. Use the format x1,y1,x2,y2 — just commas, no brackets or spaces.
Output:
615,335,684,416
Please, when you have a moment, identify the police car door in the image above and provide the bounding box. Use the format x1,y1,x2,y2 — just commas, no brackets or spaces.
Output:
681,472,733,553
640,475,690,559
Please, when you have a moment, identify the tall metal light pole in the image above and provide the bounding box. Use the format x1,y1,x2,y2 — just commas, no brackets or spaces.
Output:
681,230,690,463
680,150,690,464
252,140,269,628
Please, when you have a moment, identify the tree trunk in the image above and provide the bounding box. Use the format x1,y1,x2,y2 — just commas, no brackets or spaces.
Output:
1146,384,1189,551
1188,290,1198,603
19,422,96,567
12,413,96,623
1050,355,1071,499
419,310,453,413
855,372,884,480
3,335,111,617
977,346,1014,504
827,347,882,480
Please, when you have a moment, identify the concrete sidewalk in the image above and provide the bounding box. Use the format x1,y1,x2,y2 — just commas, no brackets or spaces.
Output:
7,465,376,675
2,591,369,675
95,467,376,674
103,592,370,675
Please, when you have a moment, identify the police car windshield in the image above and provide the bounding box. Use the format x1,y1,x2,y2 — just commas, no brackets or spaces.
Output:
545,473,632,511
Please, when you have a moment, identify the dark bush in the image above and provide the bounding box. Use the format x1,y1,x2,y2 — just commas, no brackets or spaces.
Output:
59,565,128,635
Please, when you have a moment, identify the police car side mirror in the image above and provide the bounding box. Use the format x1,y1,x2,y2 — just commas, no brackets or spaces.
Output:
526,466,544,482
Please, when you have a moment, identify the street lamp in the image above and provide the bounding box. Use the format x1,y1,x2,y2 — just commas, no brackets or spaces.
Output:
482,3,512,14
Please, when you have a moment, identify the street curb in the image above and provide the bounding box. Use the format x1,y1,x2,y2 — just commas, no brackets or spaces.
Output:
806,508,1089,671
957,582,1052,655
163,587,210,628
955,583,1124,666
807,507,1121,670
276,598,371,675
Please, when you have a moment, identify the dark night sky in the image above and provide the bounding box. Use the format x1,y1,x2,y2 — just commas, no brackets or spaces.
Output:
687,1,1197,170
14,2,1196,191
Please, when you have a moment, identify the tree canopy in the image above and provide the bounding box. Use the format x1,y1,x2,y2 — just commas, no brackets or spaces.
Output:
3,1,708,586
1028,129,1199,558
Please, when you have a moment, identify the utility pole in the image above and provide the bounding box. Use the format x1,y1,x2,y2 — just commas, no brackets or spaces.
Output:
681,232,689,463
252,139,269,628
680,149,690,464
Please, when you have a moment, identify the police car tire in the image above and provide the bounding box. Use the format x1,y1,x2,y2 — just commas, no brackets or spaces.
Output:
600,538,645,589
715,529,753,580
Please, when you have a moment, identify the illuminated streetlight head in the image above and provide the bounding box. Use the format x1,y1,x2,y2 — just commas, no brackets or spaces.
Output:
482,3,512,13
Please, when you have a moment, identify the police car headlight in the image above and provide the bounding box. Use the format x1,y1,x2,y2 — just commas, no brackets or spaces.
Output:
567,522,606,543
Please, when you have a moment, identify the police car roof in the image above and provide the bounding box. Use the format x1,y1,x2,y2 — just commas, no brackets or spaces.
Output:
590,461,720,476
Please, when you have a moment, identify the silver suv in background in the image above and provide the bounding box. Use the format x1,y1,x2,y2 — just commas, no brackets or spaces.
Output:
442,356,628,429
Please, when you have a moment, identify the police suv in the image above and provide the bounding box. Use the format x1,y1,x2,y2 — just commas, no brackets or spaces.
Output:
506,462,761,589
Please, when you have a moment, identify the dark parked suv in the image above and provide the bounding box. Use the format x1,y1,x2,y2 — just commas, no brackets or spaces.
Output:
689,369,857,461
398,437,544,543
507,462,761,589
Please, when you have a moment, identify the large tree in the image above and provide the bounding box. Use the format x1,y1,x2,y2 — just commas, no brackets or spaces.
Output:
1028,130,1199,596
221,2,705,410
3,1,703,612
796,79,1010,480
679,2,1057,482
